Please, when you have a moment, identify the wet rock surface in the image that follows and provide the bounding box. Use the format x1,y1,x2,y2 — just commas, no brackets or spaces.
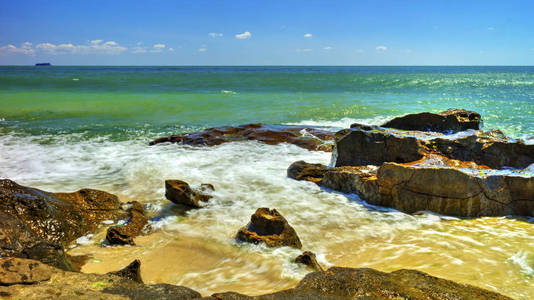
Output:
2,258,509,300
290,109,534,217
381,108,481,133
165,180,214,208
294,251,323,272
106,202,149,246
236,208,302,249
149,123,334,152
0,179,122,270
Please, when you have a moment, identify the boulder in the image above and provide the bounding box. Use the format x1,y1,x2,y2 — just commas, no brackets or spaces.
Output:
335,125,534,169
287,160,329,183
107,259,143,283
105,202,149,246
149,123,334,152
236,208,302,249
381,108,481,133
210,267,510,300
165,180,214,208
0,257,54,285
0,179,122,270
294,251,323,272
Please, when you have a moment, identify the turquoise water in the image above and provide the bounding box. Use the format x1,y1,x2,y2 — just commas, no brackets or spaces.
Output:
1,66,533,140
2,66,534,298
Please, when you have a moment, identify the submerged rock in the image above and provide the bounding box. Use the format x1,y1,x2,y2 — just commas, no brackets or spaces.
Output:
165,180,214,208
0,179,122,270
381,108,482,133
294,251,323,272
236,208,302,249
105,202,149,246
149,123,334,152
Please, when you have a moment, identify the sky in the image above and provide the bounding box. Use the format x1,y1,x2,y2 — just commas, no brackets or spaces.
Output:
1,0,534,65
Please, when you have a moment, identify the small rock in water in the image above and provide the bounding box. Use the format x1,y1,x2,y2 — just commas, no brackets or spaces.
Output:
105,201,149,246
236,208,302,249
165,179,214,208
295,251,324,271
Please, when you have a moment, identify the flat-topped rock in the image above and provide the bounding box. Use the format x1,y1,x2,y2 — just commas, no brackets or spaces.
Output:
149,123,334,152
335,124,534,169
381,108,482,133
287,160,329,183
236,208,302,249
0,179,122,270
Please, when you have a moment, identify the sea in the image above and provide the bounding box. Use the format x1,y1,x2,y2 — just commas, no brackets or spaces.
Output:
1,66,533,298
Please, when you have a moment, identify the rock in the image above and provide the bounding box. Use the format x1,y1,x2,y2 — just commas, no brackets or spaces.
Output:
149,123,334,152
1,257,202,300
287,160,329,183
107,259,143,283
294,251,323,272
335,125,534,169
0,257,53,285
381,108,482,133
0,179,122,270
165,180,214,208
236,208,302,249
105,202,149,246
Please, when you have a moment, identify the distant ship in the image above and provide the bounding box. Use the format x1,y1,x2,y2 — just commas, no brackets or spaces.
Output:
35,63,51,66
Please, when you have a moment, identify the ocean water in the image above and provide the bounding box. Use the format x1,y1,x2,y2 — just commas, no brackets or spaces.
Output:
1,66,534,298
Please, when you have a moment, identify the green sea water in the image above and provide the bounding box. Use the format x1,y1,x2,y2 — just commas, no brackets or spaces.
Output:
1,66,533,140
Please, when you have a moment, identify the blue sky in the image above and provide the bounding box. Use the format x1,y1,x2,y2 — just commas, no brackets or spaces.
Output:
1,0,533,65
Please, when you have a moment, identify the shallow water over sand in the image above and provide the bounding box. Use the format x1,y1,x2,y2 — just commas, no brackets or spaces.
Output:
2,133,533,299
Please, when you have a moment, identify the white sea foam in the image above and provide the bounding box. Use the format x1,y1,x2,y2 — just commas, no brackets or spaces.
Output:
284,115,394,130
508,251,534,276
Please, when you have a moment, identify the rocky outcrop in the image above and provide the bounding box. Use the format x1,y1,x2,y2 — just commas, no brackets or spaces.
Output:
294,251,323,272
287,160,329,183
0,257,202,300
149,123,334,152
209,267,509,300
107,259,143,283
3,258,510,299
236,208,302,249
0,179,122,270
381,108,481,133
105,202,149,246
165,180,214,208
335,125,534,169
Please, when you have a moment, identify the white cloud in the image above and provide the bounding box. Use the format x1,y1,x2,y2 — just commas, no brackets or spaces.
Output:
168,48,175,52
304,33,312,38
208,32,223,37
488,27,495,31
235,31,251,39
323,46,333,50
34,40,127,55
153,44,165,49
296,48,312,52
150,43,166,53
0,42,35,55
198,48,207,52
376,46,387,51
131,46,147,54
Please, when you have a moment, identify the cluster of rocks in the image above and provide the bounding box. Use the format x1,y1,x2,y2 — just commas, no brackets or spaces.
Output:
149,123,335,152
289,109,534,217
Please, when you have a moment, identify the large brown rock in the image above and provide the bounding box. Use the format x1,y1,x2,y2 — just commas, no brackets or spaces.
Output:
149,123,334,152
381,108,482,133
0,257,54,285
210,267,510,300
335,125,534,169
106,202,149,246
287,160,329,183
0,179,122,270
165,180,214,208
236,208,302,249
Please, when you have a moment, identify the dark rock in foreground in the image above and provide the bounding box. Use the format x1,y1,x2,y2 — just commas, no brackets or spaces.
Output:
236,208,302,249
287,160,329,183
149,123,334,152
106,201,149,246
381,108,481,133
165,179,214,208
107,259,143,283
294,251,323,272
3,257,510,299
0,179,122,270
